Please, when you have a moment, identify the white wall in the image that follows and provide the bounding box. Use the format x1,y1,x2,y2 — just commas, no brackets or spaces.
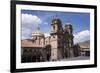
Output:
0,0,99,73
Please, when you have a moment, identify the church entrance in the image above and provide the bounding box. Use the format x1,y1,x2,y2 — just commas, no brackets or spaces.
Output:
45,45,51,61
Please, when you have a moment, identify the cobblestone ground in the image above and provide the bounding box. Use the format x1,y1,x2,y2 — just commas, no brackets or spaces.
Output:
60,56,90,61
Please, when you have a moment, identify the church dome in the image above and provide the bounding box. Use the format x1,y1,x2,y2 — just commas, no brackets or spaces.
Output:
52,16,62,24
65,23,72,28
32,30,44,36
32,27,44,37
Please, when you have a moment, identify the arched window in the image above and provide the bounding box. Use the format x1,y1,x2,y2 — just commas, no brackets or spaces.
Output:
24,49,27,52
53,25,55,30
53,36,55,38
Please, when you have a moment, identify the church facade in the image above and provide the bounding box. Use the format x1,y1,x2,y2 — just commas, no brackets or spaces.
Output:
21,17,75,63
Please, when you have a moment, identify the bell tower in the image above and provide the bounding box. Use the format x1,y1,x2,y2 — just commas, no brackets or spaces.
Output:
64,23,73,46
50,16,64,61
63,23,74,58
51,16,63,33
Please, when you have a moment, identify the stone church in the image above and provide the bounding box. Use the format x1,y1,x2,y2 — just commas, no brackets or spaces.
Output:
21,17,75,63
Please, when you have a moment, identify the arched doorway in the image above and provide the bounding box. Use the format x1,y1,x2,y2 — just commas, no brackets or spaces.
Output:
45,45,51,61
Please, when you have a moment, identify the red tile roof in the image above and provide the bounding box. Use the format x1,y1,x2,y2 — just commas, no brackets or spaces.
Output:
21,40,45,48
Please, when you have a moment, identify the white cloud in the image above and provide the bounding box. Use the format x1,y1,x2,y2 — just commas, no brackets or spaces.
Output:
44,22,48,25
22,14,41,24
22,14,42,28
21,13,42,39
74,30,90,44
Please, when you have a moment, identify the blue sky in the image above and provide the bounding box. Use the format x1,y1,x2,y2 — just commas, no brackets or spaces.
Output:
21,10,90,44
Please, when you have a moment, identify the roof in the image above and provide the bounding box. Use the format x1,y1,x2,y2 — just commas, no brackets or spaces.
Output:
81,48,90,51
52,16,62,24
21,40,45,48
79,44,90,49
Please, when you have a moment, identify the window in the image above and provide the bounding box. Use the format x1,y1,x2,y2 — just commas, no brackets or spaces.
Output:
29,49,32,52
58,27,60,30
46,41,47,44
53,26,55,30
58,42,62,47
24,49,27,52
53,36,55,38
59,36,61,39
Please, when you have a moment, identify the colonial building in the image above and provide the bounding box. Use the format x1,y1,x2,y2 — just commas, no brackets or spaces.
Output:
79,42,90,56
21,17,76,63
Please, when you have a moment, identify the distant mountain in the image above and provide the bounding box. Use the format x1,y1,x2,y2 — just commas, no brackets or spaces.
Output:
78,40,90,48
